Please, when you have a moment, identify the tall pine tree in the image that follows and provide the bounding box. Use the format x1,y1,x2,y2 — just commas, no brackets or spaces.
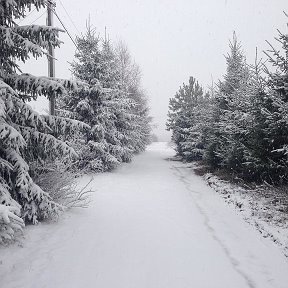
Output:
0,0,87,242
167,76,206,161
204,33,250,171
59,25,151,172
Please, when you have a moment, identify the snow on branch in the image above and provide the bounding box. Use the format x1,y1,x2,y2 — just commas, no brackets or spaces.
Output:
0,204,24,243
13,25,64,50
2,91,48,130
42,114,91,135
0,118,26,150
0,157,13,172
0,1,46,26
18,126,77,158
0,26,45,61
0,94,6,118
52,78,89,92
3,73,67,98
0,176,23,244
3,147,63,223
0,77,18,96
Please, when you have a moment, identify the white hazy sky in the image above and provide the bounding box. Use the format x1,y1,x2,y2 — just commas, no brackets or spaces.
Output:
22,0,288,140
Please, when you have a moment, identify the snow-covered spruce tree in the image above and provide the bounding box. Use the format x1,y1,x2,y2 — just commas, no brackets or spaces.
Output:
59,26,151,171
235,60,275,182
0,0,88,241
61,26,127,171
220,25,288,183
220,44,288,184
254,22,288,183
203,28,288,184
98,40,140,163
115,42,152,154
218,32,248,96
167,76,206,161
204,33,250,171
99,38,119,89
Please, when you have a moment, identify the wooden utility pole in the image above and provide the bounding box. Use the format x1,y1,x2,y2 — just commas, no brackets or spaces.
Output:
47,0,55,115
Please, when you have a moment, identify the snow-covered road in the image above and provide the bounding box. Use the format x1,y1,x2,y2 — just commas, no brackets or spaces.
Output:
1,142,288,288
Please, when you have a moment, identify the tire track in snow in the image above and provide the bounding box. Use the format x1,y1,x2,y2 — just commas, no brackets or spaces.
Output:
172,165,256,288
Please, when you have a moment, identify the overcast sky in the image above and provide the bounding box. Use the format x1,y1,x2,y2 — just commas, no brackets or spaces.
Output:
23,0,288,140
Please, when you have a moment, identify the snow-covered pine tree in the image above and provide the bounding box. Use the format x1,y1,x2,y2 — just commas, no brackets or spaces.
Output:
204,33,250,171
0,0,88,241
256,21,288,183
220,34,288,184
203,28,288,184
229,22,288,184
59,26,124,171
59,26,151,171
99,40,137,163
235,59,273,182
114,42,151,155
100,38,119,89
167,76,206,161
218,32,248,97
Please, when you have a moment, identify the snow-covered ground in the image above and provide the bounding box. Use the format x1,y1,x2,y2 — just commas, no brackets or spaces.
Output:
203,172,288,257
1,142,288,288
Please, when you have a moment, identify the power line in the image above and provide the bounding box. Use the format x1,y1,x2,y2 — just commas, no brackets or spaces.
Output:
52,8,78,50
58,0,81,35
17,7,37,24
24,1,78,52
29,10,46,25
45,0,56,8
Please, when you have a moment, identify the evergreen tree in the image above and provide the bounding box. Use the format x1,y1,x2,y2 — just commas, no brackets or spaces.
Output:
237,60,274,181
204,33,250,171
61,27,128,171
0,0,87,241
253,24,288,183
115,42,152,154
167,76,206,161
59,25,151,171
218,32,248,96
100,38,119,89
225,25,288,183
167,22,288,184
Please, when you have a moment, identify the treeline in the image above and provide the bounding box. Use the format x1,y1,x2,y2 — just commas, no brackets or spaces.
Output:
60,27,151,172
0,1,151,242
167,26,288,185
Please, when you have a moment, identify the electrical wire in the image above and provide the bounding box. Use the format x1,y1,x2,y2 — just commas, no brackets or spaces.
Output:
52,9,78,50
58,0,81,35
25,0,78,50
45,0,56,8
17,7,37,24
29,10,46,25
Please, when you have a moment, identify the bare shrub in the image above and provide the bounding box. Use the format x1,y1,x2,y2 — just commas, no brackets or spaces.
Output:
31,161,93,210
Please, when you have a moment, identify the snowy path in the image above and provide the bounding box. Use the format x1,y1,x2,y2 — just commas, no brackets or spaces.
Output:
1,142,288,288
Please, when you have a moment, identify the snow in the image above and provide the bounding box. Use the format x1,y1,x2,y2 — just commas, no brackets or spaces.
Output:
1,142,288,288
203,172,288,257
0,205,23,226
0,204,24,243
